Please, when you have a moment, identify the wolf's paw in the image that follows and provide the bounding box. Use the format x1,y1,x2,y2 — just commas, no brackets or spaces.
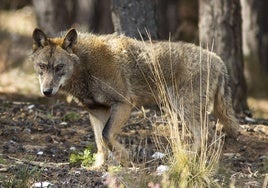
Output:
87,152,106,171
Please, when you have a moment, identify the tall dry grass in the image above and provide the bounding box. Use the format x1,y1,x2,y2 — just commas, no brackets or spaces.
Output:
143,38,225,187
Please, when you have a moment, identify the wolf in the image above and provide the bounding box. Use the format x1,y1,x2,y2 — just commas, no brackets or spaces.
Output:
30,28,241,169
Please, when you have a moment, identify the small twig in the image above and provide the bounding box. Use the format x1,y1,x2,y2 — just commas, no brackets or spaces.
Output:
0,154,69,169
0,164,9,172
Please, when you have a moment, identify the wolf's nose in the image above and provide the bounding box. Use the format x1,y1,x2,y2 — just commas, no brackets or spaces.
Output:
43,88,53,97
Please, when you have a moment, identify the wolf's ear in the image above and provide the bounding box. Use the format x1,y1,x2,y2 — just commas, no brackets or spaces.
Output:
32,28,48,51
62,28,78,52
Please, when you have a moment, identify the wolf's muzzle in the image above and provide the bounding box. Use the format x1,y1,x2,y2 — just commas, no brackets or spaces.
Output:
43,88,53,97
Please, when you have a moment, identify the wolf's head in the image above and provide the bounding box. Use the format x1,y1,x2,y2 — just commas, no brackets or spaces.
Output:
31,28,79,97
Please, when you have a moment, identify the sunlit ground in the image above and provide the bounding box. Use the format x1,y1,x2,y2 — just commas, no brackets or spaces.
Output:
248,97,268,119
0,6,38,98
0,68,39,97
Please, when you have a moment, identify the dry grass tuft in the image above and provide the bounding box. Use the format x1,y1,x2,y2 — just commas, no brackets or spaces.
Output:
143,38,225,187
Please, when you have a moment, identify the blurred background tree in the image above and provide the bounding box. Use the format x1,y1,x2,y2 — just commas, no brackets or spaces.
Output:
199,0,249,115
32,0,75,36
241,0,268,97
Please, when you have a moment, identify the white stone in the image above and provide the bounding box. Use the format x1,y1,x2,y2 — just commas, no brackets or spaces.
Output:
156,165,169,175
152,152,166,159
31,181,53,188
37,151,43,155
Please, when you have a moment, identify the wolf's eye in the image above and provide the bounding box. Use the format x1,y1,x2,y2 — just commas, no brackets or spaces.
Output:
55,64,64,72
39,63,47,70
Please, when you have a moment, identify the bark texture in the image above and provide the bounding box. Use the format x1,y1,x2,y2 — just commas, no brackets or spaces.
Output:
91,0,114,34
111,0,158,39
199,0,249,115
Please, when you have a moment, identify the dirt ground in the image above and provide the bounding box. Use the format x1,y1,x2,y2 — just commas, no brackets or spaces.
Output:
0,6,268,188
0,93,268,187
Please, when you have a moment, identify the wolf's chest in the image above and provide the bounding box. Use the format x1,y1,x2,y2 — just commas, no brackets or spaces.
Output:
79,94,111,109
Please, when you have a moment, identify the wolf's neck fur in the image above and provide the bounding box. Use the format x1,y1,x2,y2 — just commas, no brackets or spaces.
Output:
61,34,118,105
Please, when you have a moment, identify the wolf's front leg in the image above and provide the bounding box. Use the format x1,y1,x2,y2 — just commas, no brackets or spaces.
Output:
102,102,133,166
88,107,111,169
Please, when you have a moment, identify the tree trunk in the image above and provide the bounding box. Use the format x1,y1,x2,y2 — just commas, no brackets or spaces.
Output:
110,0,158,39
74,0,96,32
92,0,114,34
241,0,268,96
199,0,249,115
32,0,75,36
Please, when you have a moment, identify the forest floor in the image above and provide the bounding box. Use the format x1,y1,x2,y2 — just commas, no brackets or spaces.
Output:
0,93,267,188
0,5,268,188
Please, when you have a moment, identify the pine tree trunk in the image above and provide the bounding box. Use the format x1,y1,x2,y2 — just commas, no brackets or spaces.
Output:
32,0,75,36
110,0,158,39
199,0,249,115
92,0,114,34
241,0,268,96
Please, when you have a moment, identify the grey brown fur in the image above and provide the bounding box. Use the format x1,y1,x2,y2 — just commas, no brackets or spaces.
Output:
31,28,241,169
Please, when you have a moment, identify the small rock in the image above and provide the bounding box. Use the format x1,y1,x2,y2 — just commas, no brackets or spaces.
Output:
37,151,44,155
152,152,166,159
70,146,76,151
156,165,169,175
245,116,256,123
28,104,35,109
60,122,68,126
31,181,53,188
74,170,81,176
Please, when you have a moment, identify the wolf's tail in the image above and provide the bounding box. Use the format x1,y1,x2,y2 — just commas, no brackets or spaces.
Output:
214,73,241,137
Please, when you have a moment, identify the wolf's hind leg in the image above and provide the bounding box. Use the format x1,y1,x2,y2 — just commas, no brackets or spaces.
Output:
102,102,133,167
